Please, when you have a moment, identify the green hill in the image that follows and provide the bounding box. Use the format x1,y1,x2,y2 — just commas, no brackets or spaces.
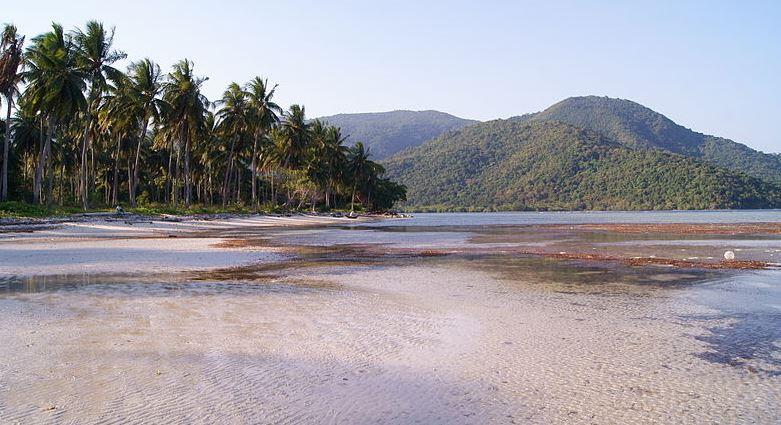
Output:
526,96,781,184
384,120,781,211
317,110,477,159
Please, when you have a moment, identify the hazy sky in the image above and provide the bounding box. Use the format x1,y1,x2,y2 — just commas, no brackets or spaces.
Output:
5,0,781,152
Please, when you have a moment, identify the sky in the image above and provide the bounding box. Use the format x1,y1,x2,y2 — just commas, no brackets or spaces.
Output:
4,0,781,152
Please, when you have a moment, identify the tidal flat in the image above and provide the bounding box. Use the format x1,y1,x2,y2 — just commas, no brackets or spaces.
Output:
1,211,780,424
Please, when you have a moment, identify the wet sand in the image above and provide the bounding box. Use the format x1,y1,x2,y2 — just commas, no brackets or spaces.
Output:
1,217,780,423
0,214,358,275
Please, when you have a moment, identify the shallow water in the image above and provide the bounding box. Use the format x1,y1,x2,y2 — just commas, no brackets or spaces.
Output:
1,211,780,424
363,210,781,227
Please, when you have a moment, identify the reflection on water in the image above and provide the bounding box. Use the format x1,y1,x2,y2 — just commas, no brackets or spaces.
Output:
475,254,721,289
0,273,327,296
360,210,781,227
0,273,128,293
2,212,780,381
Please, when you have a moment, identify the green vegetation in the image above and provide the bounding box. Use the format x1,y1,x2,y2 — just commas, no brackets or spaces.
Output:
0,21,406,215
0,201,100,218
384,120,781,211
0,200,375,219
318,110,476,159
526,96,781,184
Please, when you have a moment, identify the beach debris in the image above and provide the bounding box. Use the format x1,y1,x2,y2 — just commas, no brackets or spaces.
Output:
724,250,735,260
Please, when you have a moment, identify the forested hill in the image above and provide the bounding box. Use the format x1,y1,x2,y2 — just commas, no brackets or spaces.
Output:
524,96,781,185
383,120,781,211
316,110,477,159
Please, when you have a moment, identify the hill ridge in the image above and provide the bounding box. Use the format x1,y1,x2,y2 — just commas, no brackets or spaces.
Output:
384,118,781,211
315,110,477,159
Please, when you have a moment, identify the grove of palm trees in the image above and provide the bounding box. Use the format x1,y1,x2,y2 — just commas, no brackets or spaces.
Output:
0,21,406,214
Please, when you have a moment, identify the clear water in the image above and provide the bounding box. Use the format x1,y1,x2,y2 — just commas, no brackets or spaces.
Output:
363,210,781,227
2,211,780,422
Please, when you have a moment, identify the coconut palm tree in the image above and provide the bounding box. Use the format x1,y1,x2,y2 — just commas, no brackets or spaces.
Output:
321,125,348,208
73,20,126,209
124,58,164,206
245,77,281,205
346,141,374,214
215,82,249,205
192,110,221,204
263,126,287,204
162,59,208,207
98,74,137,205
22,23,87,204
278,104,310,170
0,24,25,201
7,107,42,197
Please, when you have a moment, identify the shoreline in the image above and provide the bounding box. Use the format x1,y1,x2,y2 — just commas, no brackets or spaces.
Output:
3,215,781,275
1,212,779,423
0,214,370,275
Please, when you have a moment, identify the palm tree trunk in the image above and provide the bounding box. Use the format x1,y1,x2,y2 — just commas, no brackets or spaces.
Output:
173,148,180,206
80,122,90,211
251,133,258,206
208,173,213,205
33,116,55,205
350,181,357,214
131,116,149,207
59,163,65,206
271,170,276,205
112,134,120,206
222,136,237,206
1,98,12,201
45,139,53,207
236,166,241,202
325,181,332,209
127,153,132,203
184,129,191,208
165,137,173,204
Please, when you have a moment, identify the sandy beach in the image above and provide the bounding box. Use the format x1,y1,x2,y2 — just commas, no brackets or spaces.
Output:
0,214,356,275
1,213,780,424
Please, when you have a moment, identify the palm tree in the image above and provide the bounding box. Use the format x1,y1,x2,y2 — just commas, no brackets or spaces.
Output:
98,74,136,205
263,126,286,204
246,77,281,205
306,120,350,211
321,126,348,208
346,141,372,214
22,23,87,204
278,104,311,169
0,24,24,201
215,82,249,205
162,59,208,208
73,21,126,209
2,23,410,211
193,110,221,204
124,58,164,206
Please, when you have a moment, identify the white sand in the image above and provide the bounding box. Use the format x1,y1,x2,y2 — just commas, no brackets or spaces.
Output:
1,263,779,423
0,214,353,275
1,218,779,423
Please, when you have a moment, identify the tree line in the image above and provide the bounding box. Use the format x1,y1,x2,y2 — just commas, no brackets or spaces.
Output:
0,22,406,212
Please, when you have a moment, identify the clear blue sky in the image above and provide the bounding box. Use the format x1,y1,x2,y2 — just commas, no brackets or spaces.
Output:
5,0,781,152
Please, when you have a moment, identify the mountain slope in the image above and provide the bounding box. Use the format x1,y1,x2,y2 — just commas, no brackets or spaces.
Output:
317,110,477,159
384,120,781,211
525,96,781,184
